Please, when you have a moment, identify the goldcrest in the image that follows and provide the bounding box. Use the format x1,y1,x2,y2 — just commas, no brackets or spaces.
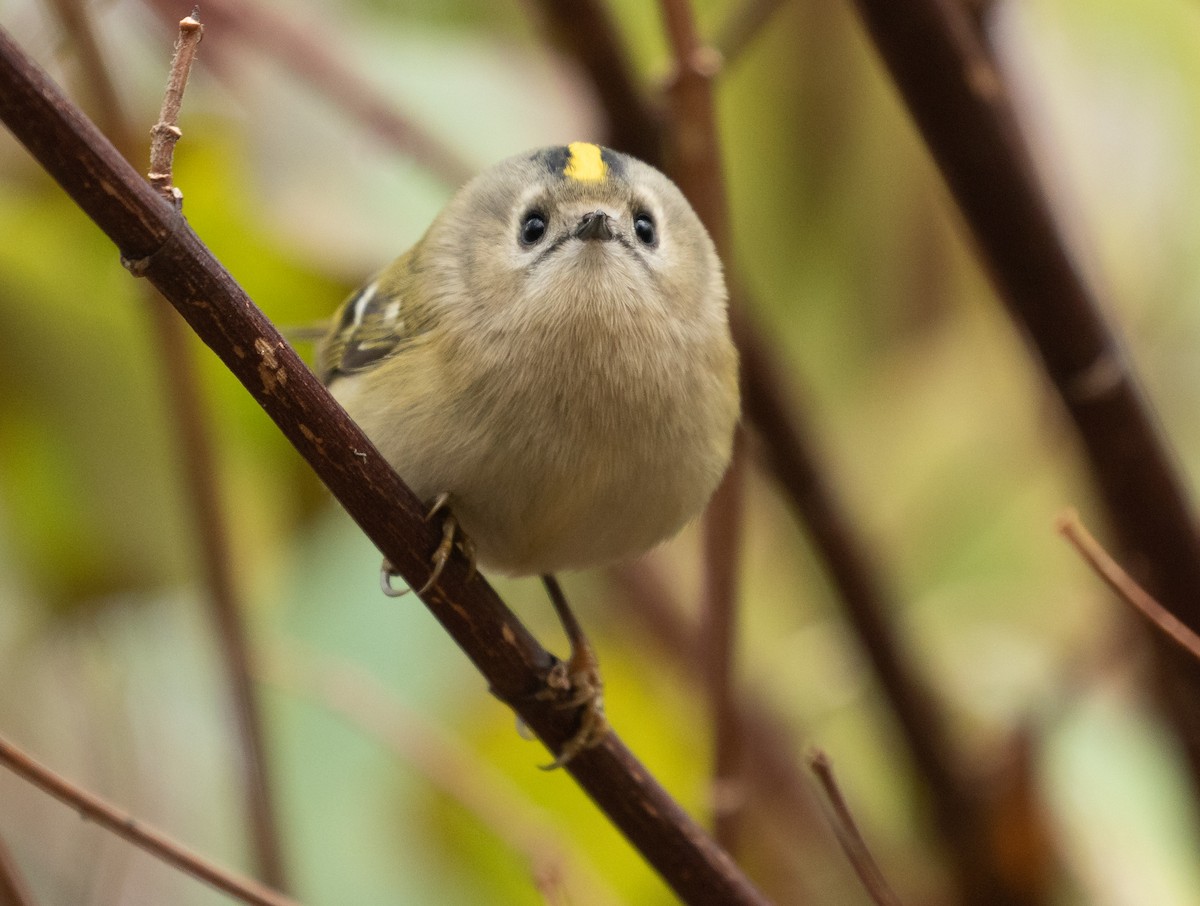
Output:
318,142,739,580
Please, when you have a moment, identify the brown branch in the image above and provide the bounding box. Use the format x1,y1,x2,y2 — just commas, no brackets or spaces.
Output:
0,832,37,906
0,733,296,906
849,0,1200,792
740,304,1062,904
1058,510,1200,663
701,432,749,850
140,0,473,188
44,2,290,889
0,27,770,906
807,750,903,906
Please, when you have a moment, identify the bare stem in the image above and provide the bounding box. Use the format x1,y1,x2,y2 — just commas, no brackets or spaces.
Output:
1058,510,1200,662
141,0,473,187
0,734,296,906
807,750,902,906
151,301,291,891
148,8,202,201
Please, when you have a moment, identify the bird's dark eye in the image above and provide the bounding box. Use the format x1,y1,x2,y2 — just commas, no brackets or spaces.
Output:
520,211,547,245
634,212,657,246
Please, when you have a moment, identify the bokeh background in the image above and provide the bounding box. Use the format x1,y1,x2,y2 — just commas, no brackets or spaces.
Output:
3,0,1200,903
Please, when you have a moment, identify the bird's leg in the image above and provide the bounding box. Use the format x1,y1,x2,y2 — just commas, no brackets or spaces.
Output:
379,492,477,596
536,573,610,769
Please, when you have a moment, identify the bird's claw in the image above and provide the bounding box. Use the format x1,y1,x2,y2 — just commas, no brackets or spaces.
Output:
380,493,477,598
380,559,409,597
536,654,609,770
417,509,460,595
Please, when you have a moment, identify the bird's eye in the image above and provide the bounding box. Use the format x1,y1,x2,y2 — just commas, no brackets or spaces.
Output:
520,211,547,245
634,212,657,246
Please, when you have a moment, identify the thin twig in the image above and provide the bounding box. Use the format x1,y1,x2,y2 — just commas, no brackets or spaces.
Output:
849,0,1200,794
0,28,771,906
1057,510,1200,663
0,831,37,906
0,734,297,906
701,432,748,850
807,750,902,906
43,2,290,889
140,0,473,187
258,644,623,906
147,8,202,202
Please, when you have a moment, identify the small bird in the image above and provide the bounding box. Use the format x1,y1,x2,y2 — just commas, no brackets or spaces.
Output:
318,142,739,765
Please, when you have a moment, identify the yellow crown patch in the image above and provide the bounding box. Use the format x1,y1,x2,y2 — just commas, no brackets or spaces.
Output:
563,142,608,183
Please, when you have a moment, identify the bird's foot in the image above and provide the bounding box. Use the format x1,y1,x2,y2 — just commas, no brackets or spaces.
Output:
535,632,610,770
379,492,476,596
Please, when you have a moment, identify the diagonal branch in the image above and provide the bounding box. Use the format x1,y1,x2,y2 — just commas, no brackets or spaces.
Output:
849,0,1200,788
0,733,294,906
0,26,770,906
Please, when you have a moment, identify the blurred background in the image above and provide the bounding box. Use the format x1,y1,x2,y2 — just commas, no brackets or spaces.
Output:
2,0,1200,903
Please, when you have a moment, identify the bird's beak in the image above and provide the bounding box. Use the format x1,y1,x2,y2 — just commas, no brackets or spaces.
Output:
573,211,615,242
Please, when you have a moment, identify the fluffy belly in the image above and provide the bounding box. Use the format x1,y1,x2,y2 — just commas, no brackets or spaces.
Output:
332,328,737,578
449,433,722,575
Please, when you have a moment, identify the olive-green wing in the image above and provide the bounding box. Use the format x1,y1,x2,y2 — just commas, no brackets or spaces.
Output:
317,249,434,384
